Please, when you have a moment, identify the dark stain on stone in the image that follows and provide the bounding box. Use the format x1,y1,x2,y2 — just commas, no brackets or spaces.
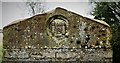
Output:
76,40,81,45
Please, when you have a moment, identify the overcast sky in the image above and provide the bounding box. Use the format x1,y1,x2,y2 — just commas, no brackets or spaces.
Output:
0,1,95,29
0,1,2,29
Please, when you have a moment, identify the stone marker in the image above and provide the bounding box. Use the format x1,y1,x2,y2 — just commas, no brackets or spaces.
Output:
3,7,112,62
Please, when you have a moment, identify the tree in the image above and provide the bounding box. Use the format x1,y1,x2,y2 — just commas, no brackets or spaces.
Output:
25,0,46,16
91,2,120,62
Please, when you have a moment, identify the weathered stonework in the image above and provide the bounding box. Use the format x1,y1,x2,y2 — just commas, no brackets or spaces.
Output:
3,7,112,62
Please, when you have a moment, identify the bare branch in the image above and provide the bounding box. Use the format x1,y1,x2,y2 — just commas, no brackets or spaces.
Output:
25,0,46,16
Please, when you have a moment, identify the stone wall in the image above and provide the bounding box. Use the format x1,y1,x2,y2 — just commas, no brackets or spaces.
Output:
3,7,112,62
0,32,3,63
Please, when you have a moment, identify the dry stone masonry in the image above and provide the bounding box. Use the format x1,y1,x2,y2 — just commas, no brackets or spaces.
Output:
3,7,112,62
